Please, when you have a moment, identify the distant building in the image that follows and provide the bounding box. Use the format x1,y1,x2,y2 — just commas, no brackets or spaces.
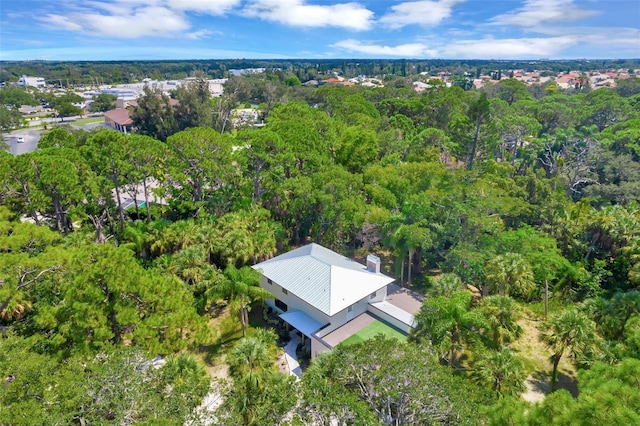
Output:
228,68,266,77
104,108,133,133
18,75,46,88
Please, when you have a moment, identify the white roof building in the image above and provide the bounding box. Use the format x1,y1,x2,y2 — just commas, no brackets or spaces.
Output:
253,243,419,359
18,75,46,88
253,243,394,316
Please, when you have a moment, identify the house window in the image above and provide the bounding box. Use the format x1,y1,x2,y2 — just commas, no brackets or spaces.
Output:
275,299,288,312
370,291,376,300
267,278,272,285
347,305,353,313
282,288,288,295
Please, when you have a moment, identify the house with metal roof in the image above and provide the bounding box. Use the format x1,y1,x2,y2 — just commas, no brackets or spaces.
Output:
252,243,420,358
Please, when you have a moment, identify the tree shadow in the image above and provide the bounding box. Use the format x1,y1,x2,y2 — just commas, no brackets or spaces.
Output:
528,370,551,395
527,370,579,398
556,371,579,397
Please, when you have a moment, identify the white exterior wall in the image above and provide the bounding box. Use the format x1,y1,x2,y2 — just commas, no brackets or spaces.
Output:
370,287,386,303
260,275,385,335
311,335,333,358
260,276,330,326
18,76,46,88
366,304,413,334
317,296,370,336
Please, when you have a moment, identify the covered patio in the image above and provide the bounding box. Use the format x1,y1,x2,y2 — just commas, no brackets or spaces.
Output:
279,310,327,343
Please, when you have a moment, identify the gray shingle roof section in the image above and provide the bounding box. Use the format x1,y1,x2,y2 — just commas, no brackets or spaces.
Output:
253,243,395,316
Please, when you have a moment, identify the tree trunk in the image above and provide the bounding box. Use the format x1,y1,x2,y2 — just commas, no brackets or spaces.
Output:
52,191,63,233
544,279,549,320
240,307,247,337
407,249,414,285
133,198,139,218
253,164,263,202
0,294,14,319
240,295,247,337
550,353,562,391
112,165,125,233
467,116,482,170
450,326,460,367
142,177,151,222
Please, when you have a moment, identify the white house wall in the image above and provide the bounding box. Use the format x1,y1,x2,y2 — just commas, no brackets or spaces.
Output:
311,335,332,358
261,275,381,336
260,276,331,326
367,304,413,334
316,294,370,336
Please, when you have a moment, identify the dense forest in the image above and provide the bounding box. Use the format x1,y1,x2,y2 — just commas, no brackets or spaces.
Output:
1,69,640,424
2,58,639,86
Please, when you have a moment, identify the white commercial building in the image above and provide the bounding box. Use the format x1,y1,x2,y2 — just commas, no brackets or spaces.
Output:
18,75,46,88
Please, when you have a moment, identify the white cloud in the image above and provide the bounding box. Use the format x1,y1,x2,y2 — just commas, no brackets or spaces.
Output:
185,29,214,39
332,39,437,56
40,14,84,32
39,6,190,38
242,0,374,31
36,0,241,39
490,0,598,28
166,0,241,15
332,35,579,58
445,36,579,58
379,0,463,29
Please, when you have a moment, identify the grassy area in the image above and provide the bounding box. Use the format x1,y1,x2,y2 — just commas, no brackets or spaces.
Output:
511,313,579,398
340,319,407,346
196,302,280,379
71,116,106,125
526,296,570,319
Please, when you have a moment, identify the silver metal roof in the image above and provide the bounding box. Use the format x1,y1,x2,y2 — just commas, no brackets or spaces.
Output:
253,243,395,316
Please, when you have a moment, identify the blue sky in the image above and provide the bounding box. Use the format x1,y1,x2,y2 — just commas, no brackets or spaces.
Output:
1,0,638,60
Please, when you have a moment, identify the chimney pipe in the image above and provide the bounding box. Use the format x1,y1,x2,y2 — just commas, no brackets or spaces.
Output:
366,254,381,274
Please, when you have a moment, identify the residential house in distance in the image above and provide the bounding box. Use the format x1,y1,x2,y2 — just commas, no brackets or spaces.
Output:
253,243,423,358
104,108,133,133
18,75,46,88
105,98,179,134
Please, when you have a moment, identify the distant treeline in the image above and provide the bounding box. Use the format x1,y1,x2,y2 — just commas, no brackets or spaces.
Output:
2,58,639,87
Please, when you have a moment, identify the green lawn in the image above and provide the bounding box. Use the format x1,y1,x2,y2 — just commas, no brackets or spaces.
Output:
73,116,105,125
340,319,407,346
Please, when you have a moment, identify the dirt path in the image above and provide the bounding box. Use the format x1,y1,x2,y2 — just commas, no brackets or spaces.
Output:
512,315,578,402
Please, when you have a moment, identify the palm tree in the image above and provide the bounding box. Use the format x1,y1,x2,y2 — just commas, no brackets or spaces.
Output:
229,337,272,381
168,246,210,286
381,215,431,285
591,290,640,341
540,309,597,390
209,208,281,268
485,253,536,299
411,290,488,366
211,265,272,337
404,223,431,285
121,220,150,260
471,348,526,397
480,295,523,349
159,353,210,407
430,273,465,297
227,336,276,426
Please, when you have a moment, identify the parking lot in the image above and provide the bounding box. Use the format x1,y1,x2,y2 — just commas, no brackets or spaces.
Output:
3,130,40,155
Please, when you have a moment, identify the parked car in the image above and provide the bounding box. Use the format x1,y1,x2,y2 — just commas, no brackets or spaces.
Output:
16,136,25,143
